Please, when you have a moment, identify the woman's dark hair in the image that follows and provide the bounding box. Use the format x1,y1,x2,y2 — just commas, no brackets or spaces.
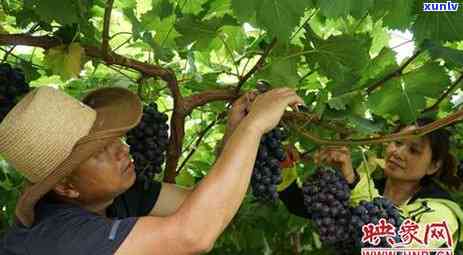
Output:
402,118,461,190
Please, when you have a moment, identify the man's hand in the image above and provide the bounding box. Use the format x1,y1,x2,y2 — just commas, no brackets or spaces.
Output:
225,91,257,138
244,88,305,135
216,92,258,156
314,146,356,184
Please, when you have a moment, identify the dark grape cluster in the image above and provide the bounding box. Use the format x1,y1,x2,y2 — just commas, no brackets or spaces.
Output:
302,168,352,245
0,63,30,121
251,128,286,202
126,103,169,180
350,197,403,248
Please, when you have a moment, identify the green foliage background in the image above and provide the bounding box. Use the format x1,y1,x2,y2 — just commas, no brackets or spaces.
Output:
1,0,463,253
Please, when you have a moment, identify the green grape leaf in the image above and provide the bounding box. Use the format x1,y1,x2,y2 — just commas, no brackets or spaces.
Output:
327,72,359,96
305,34,371,86
372,0,415,30
115,0,136,9
318,0,374,18
412,0,463,43
314,89,329,117
175,15,236,50
141,14,180,47
368,62,450,123
356,47,398,89
182,0,209,15
205,0,233,19
217,25,247,54
25,0,81,25
347,115,383,134
175,169,196,187
231,0,258,22
123,8,143,40
151,0,174,19
327,96,348,110
18,61,41,82
422,40,463,68
183,73,219,91
370,20,390,56
141,32,175,61
255,0,312,42
401,62,450,97
277,166,298,192
257,58,300,87
44,43,84,81
367,79,413,122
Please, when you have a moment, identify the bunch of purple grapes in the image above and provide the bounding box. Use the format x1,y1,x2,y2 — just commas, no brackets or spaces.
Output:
350,197,403,248
302,168,352,244
126,103,169,180
250,128,286,202
0,63,30,121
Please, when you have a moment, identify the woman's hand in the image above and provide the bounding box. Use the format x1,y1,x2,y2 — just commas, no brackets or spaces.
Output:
314,146,356,184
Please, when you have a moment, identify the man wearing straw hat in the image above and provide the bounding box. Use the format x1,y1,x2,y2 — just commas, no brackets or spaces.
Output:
0,86,303,255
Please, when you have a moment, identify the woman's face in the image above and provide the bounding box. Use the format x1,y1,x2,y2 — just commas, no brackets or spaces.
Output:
384,126,438,182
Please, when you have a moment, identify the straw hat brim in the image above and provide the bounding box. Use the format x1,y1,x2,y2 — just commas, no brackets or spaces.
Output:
15,87,143,227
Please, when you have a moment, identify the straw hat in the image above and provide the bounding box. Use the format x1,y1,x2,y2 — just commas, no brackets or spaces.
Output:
0,86,142,227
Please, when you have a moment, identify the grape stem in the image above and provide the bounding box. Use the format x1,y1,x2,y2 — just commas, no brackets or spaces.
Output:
365,50,422,94
285,106,463,145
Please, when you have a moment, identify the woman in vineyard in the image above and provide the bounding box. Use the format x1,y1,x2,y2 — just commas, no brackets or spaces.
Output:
279,118,463,252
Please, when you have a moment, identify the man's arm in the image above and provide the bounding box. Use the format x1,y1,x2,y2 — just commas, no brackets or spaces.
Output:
149,183,192,217
115,88,304,255
149,92,257,216
149,93,256,217
116,120,262,255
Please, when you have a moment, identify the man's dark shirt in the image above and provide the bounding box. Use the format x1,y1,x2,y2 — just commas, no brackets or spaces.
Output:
0,178,161,255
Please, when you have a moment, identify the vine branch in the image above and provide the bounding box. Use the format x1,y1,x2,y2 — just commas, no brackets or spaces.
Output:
422,74,463,113
287,107,463,146
163,73,187,183
0,34,171,78
184,87,240,112
177,117,221,173
102,0,115,57
219,35,240,78
366,50,422,94
235,37,277,93
2,45,15,62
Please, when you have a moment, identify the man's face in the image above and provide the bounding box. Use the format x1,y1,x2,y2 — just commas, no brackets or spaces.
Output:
68,137,136,204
